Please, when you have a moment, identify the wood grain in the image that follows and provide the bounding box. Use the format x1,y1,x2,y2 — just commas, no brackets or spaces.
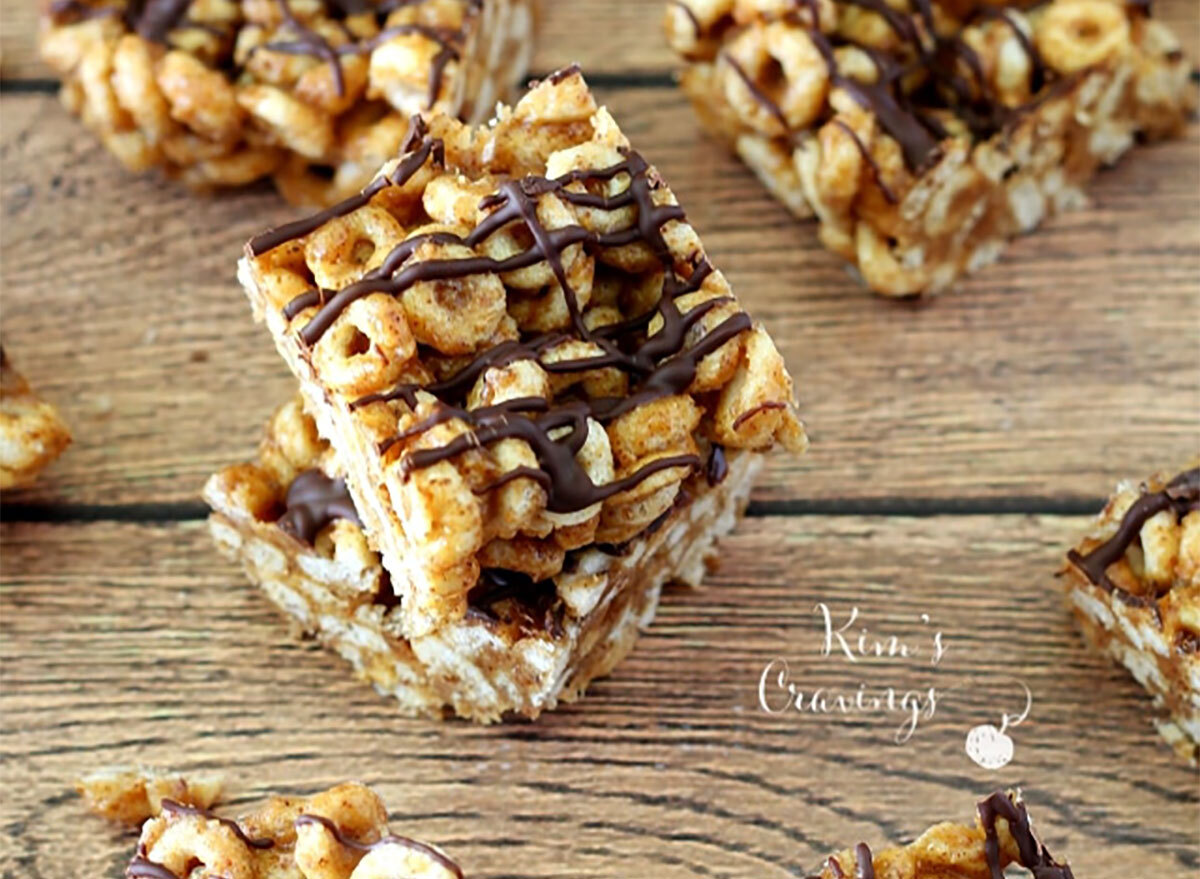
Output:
2,0,1198,81
2,87,1198,508
1,516,1196,878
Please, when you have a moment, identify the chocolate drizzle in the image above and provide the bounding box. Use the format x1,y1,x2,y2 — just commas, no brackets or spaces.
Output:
294,812,464,878
134,0,193,41
161,799,276,849
977,792,1074,879
811,792,1073,879
277,469,362,544
1067,467,1200,606
126,801,276,879
706,444,728,486
830,119,898,203
466,568,564,637
715,1,1056,173
267,0,347,96
254,119,779,517
126,853,179,879
250,118,443,256
854,842,876,879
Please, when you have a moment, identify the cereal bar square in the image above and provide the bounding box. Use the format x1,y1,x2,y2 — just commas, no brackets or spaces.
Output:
1064,461,1200,764
665,0,1196,295
239,67,808,637
40,0,539,205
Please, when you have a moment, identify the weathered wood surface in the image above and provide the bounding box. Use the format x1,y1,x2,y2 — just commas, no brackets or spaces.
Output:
2,5,1199,877
1,516,1197,878
1,88,1197,508
2,0,1198,81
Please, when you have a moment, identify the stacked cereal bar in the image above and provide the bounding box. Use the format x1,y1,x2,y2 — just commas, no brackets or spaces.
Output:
0,347,71,489
213,67,808,718
808,790,1074,879
206,396,764,720
119,781,463,879
40,0,538,205
1064,462,1199,764
665,0,1196,295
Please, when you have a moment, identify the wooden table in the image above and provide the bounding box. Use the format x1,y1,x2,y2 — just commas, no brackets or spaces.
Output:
2,3,1198,876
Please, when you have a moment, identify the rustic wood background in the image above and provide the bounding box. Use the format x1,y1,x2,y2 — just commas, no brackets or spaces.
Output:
1,2,1198,877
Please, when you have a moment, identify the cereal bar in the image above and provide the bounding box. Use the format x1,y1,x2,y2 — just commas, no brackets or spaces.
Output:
239,67,808,637
205,396,762,720
123,781,462,878
0,346,71,490
666,0,1196,295
77,766,224,826
40,0,538,206
1064,461,1199,764
808,790,1074,879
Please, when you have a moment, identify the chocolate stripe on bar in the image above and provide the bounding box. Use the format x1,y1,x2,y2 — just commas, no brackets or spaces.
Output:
126,852,179,879
270,0,346,96
249,119,443,255
134,0,192,41
278,469,362,544
467,568,564,637
127,801,276,879
810,791,1073,879
1067,467,1200,604
668,0,702,36
829,120,899,204
161,799,276,849
708,1,1054,171
853,843,874,879
705,444,728,486
978,792,1074,879
295,813,464,878
292,150,686,344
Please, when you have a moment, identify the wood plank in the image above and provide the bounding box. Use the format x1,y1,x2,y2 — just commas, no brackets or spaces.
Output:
1,515,1195,877
2,0,1197,81
3,89,1197,507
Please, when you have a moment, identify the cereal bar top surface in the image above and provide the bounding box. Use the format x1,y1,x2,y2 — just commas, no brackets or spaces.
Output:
666,0,1194,177
38,0,515,201
1066,462,1200,643
244,68,806,608
810,790,1074,879
125,781,463,879
43,0,484,111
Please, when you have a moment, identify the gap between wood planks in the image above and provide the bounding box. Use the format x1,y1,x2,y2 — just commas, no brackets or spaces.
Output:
3,70,1198,95
0,495,1106,523
0,71,680,95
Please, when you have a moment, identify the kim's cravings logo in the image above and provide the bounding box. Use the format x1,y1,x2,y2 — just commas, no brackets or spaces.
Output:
757,603,1031,768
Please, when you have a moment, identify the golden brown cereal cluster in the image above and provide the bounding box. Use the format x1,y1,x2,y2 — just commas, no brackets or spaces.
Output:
241,68,808,636
1064,461,1200,764
812,790,1074,879
76,766,224,826
666,0,1197,295
39,0,537,205
0,347,71,489
128,782,463,879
